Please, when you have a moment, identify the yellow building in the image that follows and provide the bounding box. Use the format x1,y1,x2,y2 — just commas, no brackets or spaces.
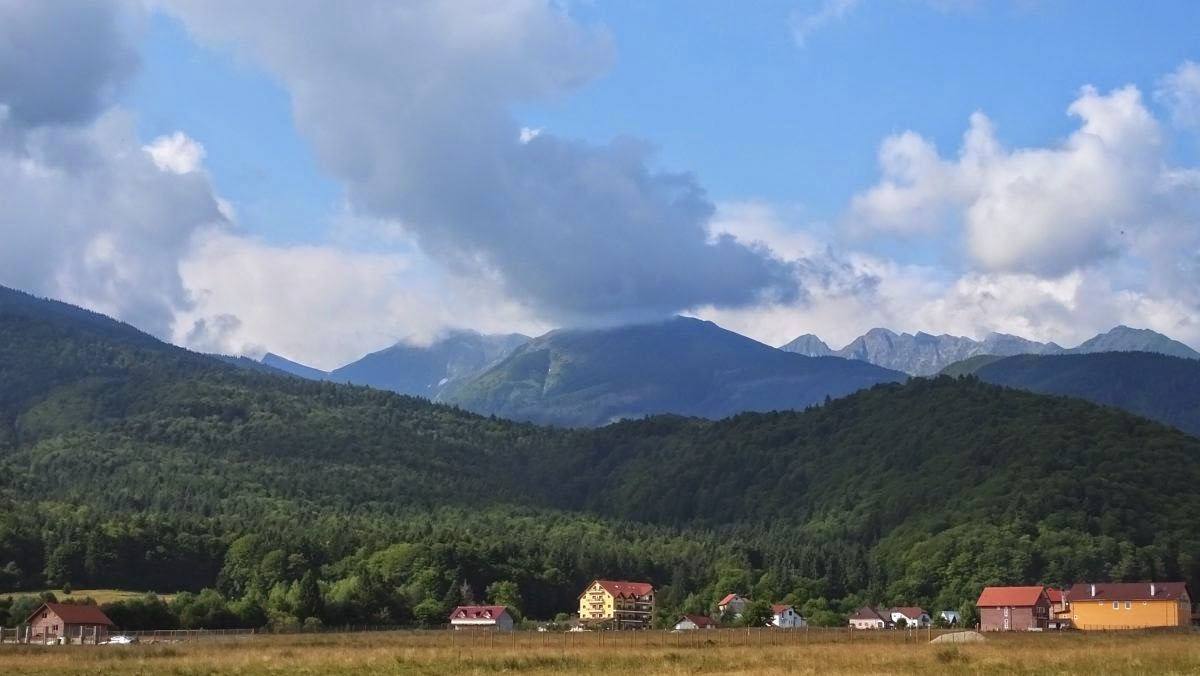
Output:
1066,582,1192,630
577,580,655,629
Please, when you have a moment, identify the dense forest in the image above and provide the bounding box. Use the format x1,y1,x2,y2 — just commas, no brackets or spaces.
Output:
2,286,1199,630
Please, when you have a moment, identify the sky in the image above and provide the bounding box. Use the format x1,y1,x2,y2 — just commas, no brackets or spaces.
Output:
2,0,1200,369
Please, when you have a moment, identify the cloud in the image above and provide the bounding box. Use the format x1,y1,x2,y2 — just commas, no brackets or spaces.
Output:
175,230,550,369
0,0,138,129
789,0,860,47
164,0,799,326
1157,60,1200,133
848,84,1194,277
144,131,207,174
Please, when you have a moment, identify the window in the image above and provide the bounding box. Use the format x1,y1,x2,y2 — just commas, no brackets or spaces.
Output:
1125,601,1131,609
1113,602,1119,609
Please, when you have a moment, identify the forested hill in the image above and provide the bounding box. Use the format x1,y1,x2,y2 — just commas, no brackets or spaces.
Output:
949,352,1200,438
2,285,1200,629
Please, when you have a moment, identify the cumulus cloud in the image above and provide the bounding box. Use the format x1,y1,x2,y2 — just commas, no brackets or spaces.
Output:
848,85,1197,277
0,0,138,129
1157,60,1200,133
175,230,550,369
144,131,207,174
164,0,798,325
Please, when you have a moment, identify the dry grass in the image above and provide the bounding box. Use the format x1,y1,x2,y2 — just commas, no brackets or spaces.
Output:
1,589,176,605
1,628,1198,675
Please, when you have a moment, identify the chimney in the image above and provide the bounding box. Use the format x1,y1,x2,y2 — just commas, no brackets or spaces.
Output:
1090,584,1095,598
1151,583,1156,597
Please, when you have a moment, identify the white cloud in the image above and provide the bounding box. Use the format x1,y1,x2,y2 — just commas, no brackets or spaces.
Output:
1157,60,1200,133
144,131,206,174
789,0,860,47
175,230,549,369
847,85,1194,277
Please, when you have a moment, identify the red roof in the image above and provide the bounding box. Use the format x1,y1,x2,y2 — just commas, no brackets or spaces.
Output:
27,602,114,626
580,580,654,598
1065,582,1190,602
718,593,742,606
891,607,927,620
976,586,1048,607
449,605,509,621
771,604,793,615
1046,589,1064,604
679,614,717,628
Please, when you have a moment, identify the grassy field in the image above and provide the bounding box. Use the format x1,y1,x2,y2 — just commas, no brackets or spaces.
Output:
0,589,175,605
1,629,1198,675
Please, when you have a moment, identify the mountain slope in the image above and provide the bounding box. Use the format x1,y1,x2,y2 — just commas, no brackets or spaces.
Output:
1067,325,1200,359
260,352,328,380
958,352,1200,437
4,285,1200,621
328,331,529,398
443,317,907,426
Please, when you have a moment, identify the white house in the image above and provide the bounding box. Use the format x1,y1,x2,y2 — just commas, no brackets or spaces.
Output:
891,607,931,628
718,593,750,618
771,604,806,628
848,606,891,629
939,610,961,626
673,614,717,631
449,606,515,631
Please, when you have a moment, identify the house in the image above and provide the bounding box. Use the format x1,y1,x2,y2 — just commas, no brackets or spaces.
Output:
24,602,114,644
449,605,515,631
577,580,655,629
1045,588,1071,629
848,606,891,629
673,614,717,631
938,610,960,626
890,607,930,627
717,593,750,618
771,604,806,628
976,586,1051,631
1065,582,1192,630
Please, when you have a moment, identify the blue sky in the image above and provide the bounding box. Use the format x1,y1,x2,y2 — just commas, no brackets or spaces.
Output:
125,1,1200,249
3,0,1199,367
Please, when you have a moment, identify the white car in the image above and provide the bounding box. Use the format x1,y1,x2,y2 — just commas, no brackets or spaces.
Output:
106,635,136,645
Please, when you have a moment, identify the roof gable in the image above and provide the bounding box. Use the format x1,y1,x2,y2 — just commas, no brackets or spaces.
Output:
449,605,509,621
976,586,1048,607
891,606,928,619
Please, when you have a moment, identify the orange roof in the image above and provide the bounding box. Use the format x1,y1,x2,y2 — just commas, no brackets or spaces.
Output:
579,579,654,599
771,604,793,614
718,593,742,606
1046,589,1064,603
976,586,1047,607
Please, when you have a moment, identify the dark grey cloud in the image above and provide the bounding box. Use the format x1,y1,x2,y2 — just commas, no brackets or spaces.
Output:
168,0,800,324
0,0,138,129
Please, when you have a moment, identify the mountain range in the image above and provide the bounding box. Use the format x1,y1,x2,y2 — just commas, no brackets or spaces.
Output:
439,317,906,426
3,283,1200,621
781,325,1200,376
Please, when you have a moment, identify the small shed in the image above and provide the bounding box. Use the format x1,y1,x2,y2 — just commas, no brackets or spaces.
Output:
25,602,114,644
449,605,515,632
673,614,717,631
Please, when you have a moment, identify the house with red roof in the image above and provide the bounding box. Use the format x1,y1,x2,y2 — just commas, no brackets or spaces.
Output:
976,586,1051,631
717,593,750,618
24,602,114,644
577,579,655,629
771,604,806,628
848,606,891,629
890,607,930,627
1065,582,1192,630
673,614,717,631
449,605,515,631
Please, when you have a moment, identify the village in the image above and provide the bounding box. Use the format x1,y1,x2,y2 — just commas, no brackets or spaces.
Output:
1,579,1195,645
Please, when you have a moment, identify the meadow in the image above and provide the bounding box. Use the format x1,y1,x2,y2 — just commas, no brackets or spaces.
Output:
1,629,1198,675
